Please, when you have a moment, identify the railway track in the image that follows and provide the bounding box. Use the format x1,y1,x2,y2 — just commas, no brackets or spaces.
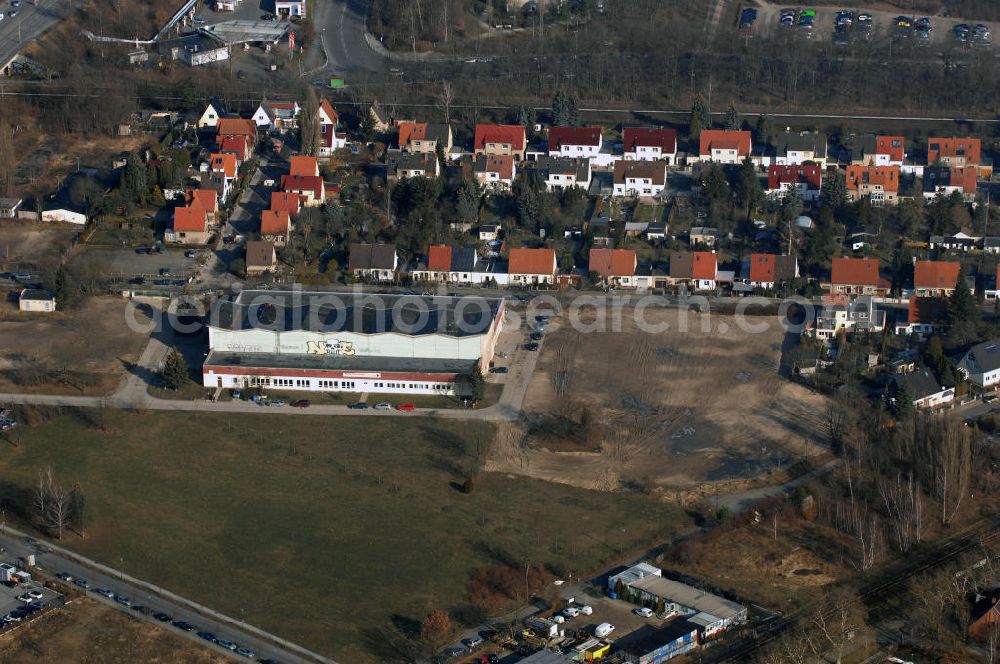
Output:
709,516,1000,663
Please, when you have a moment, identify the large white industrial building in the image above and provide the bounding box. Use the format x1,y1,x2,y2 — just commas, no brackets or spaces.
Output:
203,291,505,396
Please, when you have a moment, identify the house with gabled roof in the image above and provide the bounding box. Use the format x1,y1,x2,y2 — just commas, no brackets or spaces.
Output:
850,134,905,167
208,152,238,199
888,368,954,410
280,174,325,207
526,156,591,192
411,244,454,282
588,248,637,288
185,189,218,223
474,124,527,160
251,99,301,130
895,297,949,336
846,165,899,206
928,137,981,168
215,118,257,147
622,127,677,164
745,254,798,289
397,122,453,154
923,166,977,203
245,240,278,277
669,251,718,290
913,260,961,297
807,294,886,339
929,230,980,252
826,257,888,296
696,130,752,164
612,160,667,198
169,204,210,244
474,154,515,192
348,243,399,281
508,247,557,285
548,126,603,158
775,131,829,168
289,155,319,177
766,165,821,202
396,152,440,179
318,98,346,157
956,338,1000,388
260,209,292,245
197,98,227,129
269,191,301,217
219,135,251,163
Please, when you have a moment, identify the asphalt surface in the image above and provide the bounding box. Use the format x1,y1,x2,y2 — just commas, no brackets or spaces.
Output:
312,0,385,75
0,527,332,663
0,0,70,72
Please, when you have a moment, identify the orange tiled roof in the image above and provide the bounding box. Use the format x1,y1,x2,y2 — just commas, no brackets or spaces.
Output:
831,257,879,286
509,247,556,276
914,260,960,290
588,248,636,278
260,209,291,235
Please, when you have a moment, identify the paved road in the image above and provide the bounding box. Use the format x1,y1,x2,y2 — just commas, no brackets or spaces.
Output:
0,526,335,664
0,0,70,73
312,0,385,75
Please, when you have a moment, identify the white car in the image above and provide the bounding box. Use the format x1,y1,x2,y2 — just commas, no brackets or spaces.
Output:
551,614,565,624
27,590,42,601
562,607,580,618
373,402,392,410
595,622,615,638
579,605,593,615
15,593,31,603
634,607,654,618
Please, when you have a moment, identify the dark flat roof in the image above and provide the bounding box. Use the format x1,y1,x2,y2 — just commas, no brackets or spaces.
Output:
204,351,476,375
212,291,502,338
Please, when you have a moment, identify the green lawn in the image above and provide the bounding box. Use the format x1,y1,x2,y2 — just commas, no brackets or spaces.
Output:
3,410,686,662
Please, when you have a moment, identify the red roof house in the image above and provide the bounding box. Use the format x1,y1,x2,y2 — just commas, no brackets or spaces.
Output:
280,174,325,206
474,124,527,158
928,137,981,167
269,191,301,215
877,136,906,163
828,257,886,295
508,247,557,283
185,189,218,217
548,126,602,153
215,118,257,145
588,248,637,281
913,260,961,296
260,209,291,241
767,165,822,199
699,130,752,162
692,251,717,281
427,245,452,272
289,155,319,177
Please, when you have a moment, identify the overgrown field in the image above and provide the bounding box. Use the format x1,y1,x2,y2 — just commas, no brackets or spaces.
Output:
0,410,687,662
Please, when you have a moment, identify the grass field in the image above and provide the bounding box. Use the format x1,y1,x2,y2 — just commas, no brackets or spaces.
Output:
1,410,687,662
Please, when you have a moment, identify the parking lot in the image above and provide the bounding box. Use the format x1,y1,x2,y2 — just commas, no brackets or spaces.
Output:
0,560,63,629
192,0,288,28
746,3,1000,49
74,246,202,282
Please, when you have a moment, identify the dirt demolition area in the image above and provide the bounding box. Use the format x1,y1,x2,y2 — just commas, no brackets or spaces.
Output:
0,224,80,275
0,296,154,395
487,305,831,493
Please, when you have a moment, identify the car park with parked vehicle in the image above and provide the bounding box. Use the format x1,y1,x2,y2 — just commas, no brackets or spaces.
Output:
290,399,310,408
373,402,391,410
396,403,416,411
634,607,654,617
348,402,368,409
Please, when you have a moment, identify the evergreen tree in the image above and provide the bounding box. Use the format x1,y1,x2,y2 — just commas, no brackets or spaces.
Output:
509,104,536,128
890,380,914,421
514,177,541,228
754,113,773,146
456,177,482,226
735,157,762,212
470,366,486,403
820,169,847,210
689,97,708,144
121,152,148,204
359,111,377,143
724,101,739,131
161,347,190,391
947,274,979,344
52,265,75,308
551,90,579,127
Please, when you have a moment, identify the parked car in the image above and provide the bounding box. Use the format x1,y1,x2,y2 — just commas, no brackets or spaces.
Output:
235,646,257,658
562,608,580,619
463,636,484,649
595,622,615,638
348,402,368,410
55,573,73,582
634,607,654,618
132,605,153,615
15,593,32,603
27,590,43,601
184,250,197,258
529,331,543,340
172,620,196,632
158,267,171,276
153,612,172,622
268,399,286,407
373,402,391,410
443,646,466,658
197,631,218,642
579,605,593,615
396,403,416,411
216,639,238,650
489,366,508,374
290,399,311,408
73,578,90,589
524,342,539,351
114,595,131,607
95,588,114,599
135,247,149,254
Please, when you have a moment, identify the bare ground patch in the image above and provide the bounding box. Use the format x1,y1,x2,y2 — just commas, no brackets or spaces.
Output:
487,307,832,491
0,296,152,395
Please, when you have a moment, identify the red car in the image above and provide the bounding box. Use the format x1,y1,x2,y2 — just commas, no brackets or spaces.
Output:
395,403,416,411
291,400,311,408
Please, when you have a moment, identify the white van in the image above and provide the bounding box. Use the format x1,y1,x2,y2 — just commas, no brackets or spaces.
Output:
595,622,615,638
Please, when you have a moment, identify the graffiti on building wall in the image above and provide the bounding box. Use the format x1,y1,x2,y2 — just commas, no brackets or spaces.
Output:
305,340,356,356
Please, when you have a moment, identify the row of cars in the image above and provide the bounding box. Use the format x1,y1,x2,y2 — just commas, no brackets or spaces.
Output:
954,22,991,45
62,573,275,661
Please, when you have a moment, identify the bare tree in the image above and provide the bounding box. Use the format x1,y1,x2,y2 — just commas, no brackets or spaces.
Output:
802,590,868,664
299,87,321,157
438,80,455,124
878,471,925,553
33,466,73,539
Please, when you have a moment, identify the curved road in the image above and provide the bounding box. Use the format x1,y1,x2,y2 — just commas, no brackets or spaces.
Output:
312,0,386,74
0,0,70,73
